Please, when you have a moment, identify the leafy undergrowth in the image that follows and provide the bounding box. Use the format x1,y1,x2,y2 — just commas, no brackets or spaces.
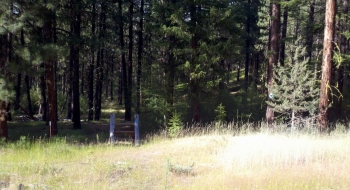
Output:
1,125,350,190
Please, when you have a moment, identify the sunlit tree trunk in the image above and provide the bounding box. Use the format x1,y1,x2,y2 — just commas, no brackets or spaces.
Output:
318,0,336,132
266,1,280,125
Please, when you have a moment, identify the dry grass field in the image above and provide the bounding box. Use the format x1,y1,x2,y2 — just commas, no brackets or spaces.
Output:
1,126,350,190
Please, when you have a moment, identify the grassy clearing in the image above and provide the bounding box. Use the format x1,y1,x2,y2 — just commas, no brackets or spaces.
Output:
1,125,350,189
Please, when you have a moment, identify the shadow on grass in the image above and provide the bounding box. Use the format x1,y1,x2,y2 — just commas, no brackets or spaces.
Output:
7,121,111,144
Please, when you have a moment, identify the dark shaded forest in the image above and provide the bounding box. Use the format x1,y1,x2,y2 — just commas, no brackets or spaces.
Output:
0,0,348,139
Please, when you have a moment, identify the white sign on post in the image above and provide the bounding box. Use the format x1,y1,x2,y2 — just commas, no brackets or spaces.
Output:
109,113,115,143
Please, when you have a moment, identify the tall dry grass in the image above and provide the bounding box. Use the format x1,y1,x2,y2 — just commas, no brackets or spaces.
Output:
1,123,350,189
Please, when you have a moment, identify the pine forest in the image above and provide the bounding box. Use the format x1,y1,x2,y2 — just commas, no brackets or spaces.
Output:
1,0,349,139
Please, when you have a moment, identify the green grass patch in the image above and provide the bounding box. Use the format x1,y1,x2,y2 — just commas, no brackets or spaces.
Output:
2,122,350,189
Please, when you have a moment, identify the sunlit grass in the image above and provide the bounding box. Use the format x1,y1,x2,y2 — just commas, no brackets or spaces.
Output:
101,108,120,114
1,123,350,189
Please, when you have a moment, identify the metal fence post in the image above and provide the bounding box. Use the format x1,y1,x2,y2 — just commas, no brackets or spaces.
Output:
109,113,115,143
134,114,140,146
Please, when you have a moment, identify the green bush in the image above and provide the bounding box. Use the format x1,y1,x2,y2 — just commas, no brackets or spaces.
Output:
167,112,183,138
215,103,226,122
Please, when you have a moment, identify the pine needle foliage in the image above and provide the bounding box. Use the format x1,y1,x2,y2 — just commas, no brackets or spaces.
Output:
167,112,182,138
215,103,226,123
0,77,13,103
267,43,319,127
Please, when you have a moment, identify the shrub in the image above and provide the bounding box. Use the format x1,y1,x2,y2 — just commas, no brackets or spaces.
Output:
167,112,183,138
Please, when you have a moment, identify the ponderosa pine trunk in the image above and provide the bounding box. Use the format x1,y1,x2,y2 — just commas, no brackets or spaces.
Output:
244,0,251,89
166,35,175,119
6,32,12,122
318,0,336,132
136,0,144,114
24,74,33,116
279,2,288,66
39,64,47,121
94,2,106,121
110,56,114,101
125,0,133,121
14,30,26,110
118,0,129,121
94,44,101,120
14,73,21,110
88,2,96,121
0,35,8,140
118,64,123,105
266,1,280,125
0,101,8,141
43,11,58,136
71,0,81,129
66,67,72,119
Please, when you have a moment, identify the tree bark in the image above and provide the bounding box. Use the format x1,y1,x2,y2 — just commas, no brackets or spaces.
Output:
279,2,288,66
118,0,130,121
244,0,251,88
71,0,82,129
39,65,47,121
136,0,144,114
94,45,102,120
0,35,8,140
125,0,133,121
110,58,114,101
24,74,33,116
266,1,280,125
14,73,22,110
14,30,26,111
88,2,96,121
318,0,336,132
0,101,8,140
66,67,72,119
166,36,175,119
6,32,12,122
94,2,106,121
43,13,58,136
118,64,123,105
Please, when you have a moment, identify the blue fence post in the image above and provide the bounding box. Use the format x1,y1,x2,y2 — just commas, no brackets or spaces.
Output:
134,114,140,146
109,113,115,143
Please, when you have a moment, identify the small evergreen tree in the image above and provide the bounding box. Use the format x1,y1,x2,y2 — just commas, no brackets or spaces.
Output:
214,103,226,123
266,43,319,128
167,112,182,138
